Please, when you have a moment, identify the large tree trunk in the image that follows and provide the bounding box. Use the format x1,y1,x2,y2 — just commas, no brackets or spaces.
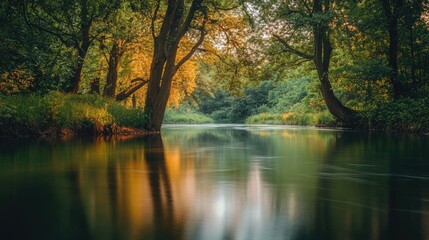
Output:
143,0,205,132
103,39,124,98
68,49,86,93
313,0,355,124
144,37,177,131
66,0,91,94
68,62,84,93
380,0,406,98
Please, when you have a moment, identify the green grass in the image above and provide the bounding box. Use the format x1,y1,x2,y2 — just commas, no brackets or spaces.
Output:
0,92,148,136
163,108,213,124
246,97,429,133
246,111,336,126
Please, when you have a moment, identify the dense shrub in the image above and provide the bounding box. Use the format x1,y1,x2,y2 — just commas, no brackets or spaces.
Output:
0,94,49,135
197,81,274,123
366,97,429,132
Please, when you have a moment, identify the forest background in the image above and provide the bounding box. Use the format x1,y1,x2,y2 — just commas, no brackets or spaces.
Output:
0,0,428,136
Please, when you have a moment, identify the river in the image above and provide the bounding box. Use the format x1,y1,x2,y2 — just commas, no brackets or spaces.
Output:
0,124,428,239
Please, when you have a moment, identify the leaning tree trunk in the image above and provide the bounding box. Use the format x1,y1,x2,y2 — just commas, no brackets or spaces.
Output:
144,27,179,131
313,0,355,124
103,39,124,98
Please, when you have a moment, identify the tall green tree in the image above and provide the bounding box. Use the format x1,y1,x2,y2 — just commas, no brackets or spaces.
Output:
337,0,428,98
0,0,64,93
379,0,406,97
22,0,120,93
101,1,149,99
250,0,356,123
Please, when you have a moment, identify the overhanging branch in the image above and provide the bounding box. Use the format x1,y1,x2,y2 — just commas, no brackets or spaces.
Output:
174,5,208,74
273,34,313,60
22,2,73,47
151,0,161,39
115,78,149,101
177,0,203,39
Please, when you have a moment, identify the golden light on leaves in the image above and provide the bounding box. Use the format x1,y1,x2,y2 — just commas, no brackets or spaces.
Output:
116,32,200,108
0,70,34,94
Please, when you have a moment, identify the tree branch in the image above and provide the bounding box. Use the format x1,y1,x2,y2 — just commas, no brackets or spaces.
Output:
115,78,149,101
151,0,161,39
273,34,313,60
22,1,74,47
209,1,241,11
197,48,235,67
177,0,203,39
174,12,208,74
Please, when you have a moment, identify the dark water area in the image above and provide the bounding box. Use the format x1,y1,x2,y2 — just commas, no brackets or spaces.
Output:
0,124,429,240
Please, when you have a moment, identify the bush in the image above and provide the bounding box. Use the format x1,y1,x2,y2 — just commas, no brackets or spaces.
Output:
366,97,429,132
314,111,336,127
246,113,283,124
0,94,49,134
108,103,148,128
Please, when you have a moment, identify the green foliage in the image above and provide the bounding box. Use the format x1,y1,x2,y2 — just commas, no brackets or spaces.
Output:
163,108,213,124
195,78,336,126
268,77,313,113
245,112,315,126
0,94,49,134
46,94,113,129
197,81,274,123
246,110,336,126
1,0,428,132
0,92,148,136
246,113,284,125
366,97,429,132
314,111,336,127
108,104,148,128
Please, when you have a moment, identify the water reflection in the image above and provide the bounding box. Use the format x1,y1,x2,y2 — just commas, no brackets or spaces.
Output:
0,125,428,240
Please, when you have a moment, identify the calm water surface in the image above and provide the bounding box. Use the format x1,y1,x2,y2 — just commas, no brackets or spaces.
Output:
0,124,429,240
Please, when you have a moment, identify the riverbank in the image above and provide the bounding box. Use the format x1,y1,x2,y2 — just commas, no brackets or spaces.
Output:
168,100,429,133
0,92,151,137
1,93,428,137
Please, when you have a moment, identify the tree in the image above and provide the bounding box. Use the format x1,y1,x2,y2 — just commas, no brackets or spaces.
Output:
379,0,407,97
101,1,149,98
22,0,120,93
251,0,356,123
0,0,65,93
338,0,429,99
142,0,208,131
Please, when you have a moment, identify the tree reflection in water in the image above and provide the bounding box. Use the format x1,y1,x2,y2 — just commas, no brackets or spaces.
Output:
143,135,179,240
0,126,429,240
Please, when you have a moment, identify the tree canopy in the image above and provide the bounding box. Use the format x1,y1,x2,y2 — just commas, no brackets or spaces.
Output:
1,0,428,132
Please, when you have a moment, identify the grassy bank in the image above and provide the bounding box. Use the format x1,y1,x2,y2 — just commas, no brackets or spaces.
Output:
2,93,427,137
163,108,213,124
0,92,149,137
246,97,429,133
246,111,336,127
